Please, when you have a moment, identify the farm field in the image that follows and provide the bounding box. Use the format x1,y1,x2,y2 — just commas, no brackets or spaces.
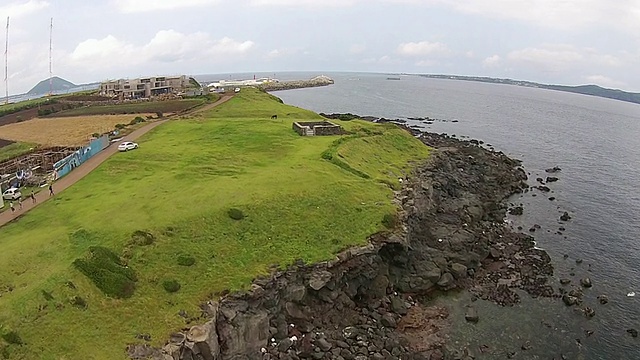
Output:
0,88,430,359
51,98,206,117
0,114,155,146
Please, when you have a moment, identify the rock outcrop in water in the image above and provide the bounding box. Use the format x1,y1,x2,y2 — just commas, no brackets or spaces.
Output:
127,123,556,360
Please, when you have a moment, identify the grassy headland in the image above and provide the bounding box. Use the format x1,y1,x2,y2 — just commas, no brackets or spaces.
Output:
0,88,429,359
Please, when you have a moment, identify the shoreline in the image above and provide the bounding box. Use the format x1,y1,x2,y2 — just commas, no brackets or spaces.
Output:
259,76,334,92
128,118,558,359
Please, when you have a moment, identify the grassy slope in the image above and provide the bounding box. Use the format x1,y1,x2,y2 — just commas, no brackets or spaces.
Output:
0,142,36,162
51,99,206,117
0,88,429,359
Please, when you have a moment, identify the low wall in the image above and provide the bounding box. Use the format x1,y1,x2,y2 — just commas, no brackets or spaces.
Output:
53,135,109,178
292,121,342,136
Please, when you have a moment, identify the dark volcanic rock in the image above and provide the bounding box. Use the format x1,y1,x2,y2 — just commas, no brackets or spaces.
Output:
597,295,609,304
546,177,559,183
465,306,479,323
546,166,562,173
627,328,638,338
580,278,593,288
508,206,524,216
560,212,572,221
130,125,556,360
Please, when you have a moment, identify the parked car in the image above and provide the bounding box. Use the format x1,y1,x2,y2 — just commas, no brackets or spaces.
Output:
234,87,241,93
118,142,139,152
2,187,21,200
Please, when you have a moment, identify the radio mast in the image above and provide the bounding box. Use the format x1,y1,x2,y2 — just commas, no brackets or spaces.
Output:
48,17,53,97
4,17,8,104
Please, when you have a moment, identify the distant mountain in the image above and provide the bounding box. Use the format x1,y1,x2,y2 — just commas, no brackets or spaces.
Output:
27,76,77,95
415,74,640,106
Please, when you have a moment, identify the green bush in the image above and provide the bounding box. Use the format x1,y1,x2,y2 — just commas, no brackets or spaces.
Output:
162,280,181,293
155,111,163,118
41,290,54,301
2,331,23,345
72,246,137,299
382,213,398,229
115,123,126,130
228,208,245,220
130,116,145,125
177,254,196,267
131,230,155,246
69,296,88,309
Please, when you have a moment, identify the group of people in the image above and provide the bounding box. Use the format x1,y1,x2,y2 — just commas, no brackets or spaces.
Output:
6,184,54,214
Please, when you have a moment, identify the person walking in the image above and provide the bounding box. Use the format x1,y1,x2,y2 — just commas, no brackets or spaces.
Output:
30,191,36,204
9,201,15,213
49,184,54,197
18,197,22,210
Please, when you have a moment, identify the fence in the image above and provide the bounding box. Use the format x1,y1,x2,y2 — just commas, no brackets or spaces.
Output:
53,135,110,179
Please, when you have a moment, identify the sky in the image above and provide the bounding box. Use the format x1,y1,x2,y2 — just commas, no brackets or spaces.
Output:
1,0,639,94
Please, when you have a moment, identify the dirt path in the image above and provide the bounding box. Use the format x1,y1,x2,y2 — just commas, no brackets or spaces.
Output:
0,94,234,228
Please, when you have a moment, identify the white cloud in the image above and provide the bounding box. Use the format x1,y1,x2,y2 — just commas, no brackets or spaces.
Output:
265,47,303,60
507,45,584,72
67,30,254,71
415,60,439,67
585,75,626,88
482,54,501,68
349,44,366,54
397,41,451,57
465,50,475,58
0,0,49,17
113,0,219,13
250,0,358,6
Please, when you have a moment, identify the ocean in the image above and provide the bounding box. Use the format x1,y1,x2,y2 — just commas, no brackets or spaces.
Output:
260,72,640,359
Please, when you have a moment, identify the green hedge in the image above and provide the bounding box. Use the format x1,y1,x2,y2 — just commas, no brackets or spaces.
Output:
72,246,137,299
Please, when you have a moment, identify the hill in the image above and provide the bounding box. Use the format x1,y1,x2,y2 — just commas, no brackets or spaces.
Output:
27,76,77,95
0,88,430,359
416,74,640,105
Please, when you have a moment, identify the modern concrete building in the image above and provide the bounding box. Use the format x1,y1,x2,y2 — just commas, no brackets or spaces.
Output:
100,75,191,99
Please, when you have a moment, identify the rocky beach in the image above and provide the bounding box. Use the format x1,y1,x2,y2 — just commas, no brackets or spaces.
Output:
127,118,577,360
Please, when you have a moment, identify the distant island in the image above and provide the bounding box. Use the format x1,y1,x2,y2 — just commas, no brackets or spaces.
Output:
27,76,100,96
27,76,76,95
412,74,640,106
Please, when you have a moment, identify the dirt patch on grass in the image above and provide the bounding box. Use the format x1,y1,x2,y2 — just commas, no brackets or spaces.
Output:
0,138,15,148
0,114,155,146
0,104,62,127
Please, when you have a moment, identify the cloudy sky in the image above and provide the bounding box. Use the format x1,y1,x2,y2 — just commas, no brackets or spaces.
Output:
2,0,639,94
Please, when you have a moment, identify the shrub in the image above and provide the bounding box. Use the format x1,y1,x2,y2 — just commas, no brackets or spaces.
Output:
115,123,126,130
91,132,100,138
131,230,155,246
72,246,137,299
2,331,23,345
130,116,145,125
41,290,54,301
177,254,196,267
382,213,398,229
162,280,181,293
228,208,245,220
69,295,88,309
155,111,163,118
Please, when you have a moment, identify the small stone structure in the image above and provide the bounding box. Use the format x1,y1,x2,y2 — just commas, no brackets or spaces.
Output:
292,121,342,136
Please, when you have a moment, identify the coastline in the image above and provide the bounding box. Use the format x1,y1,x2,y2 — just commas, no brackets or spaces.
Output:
258,76,334,92
128,118,558,359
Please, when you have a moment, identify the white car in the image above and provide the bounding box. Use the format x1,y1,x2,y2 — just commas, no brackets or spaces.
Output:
234,87,241,93
118,142,139,152
2,187,21,200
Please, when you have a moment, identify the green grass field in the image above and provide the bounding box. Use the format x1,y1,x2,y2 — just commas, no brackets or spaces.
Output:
50,99,206,117
0,88,429,359
0,142,37,162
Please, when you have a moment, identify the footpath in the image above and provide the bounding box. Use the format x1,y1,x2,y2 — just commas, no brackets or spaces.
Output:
0,94,234,227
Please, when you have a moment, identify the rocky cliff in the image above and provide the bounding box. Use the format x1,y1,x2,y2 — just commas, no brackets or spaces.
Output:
127,128,555,360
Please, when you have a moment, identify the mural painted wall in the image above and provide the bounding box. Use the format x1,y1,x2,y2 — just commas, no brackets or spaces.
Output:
54,135,110,179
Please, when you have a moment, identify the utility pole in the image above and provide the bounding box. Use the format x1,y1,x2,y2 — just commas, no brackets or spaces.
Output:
48,17,53,98
4,16,8,105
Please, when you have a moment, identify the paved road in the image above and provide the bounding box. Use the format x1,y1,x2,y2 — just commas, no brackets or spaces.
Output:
0,94,234,227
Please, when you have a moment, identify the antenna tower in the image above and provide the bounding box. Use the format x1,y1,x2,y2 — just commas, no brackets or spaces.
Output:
48,17,53,97
4,17,8,104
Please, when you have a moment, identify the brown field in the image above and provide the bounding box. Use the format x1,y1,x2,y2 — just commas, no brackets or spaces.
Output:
0,114,155,146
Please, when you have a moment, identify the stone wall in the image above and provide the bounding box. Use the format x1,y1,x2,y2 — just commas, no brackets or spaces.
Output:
292,121,342,136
